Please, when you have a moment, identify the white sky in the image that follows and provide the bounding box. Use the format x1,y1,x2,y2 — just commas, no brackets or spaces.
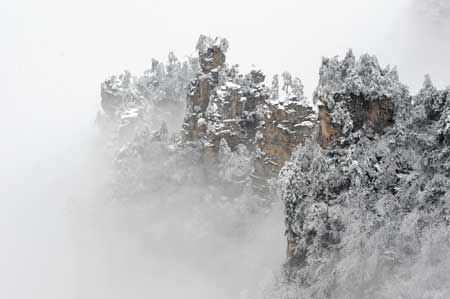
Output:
2,0,449,110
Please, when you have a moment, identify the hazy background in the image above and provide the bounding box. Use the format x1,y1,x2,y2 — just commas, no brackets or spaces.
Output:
1,0,449,298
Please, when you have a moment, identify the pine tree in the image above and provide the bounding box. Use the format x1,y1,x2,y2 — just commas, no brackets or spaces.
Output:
282,72,292,94
271,75,279,100
292,77,305,102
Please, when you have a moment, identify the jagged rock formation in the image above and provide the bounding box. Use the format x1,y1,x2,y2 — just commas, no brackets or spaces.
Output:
100,70,132,114
254,100,316,178
98,35,317,205
314,50,405,148
252,73,316,180
96,52,200,200
96,37,450,298
279,51,450,298
98,35,316,203
182,35,316,184
98,52,198,145
182,35,269,151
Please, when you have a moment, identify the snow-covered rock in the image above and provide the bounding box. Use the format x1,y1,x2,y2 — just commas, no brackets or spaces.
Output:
314,50,409,147
279,66,450,297
182,35,317,187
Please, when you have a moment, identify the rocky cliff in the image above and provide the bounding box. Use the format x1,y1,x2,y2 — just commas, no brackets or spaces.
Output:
314,50,403,148
98,52,198,145
181,35,316,186
278,51,450,298
182,35,269,153
254,100,316,179
95,37,450,298
98,35,316,201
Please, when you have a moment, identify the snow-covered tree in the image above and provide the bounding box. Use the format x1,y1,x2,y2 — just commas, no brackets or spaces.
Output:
271,75,279,100
292,77,305,102
282,71,292,94
279,53,450,297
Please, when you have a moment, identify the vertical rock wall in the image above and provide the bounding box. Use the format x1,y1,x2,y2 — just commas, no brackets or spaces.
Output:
182,35,317,184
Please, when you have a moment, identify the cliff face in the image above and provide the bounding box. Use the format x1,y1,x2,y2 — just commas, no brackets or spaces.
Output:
97,38,450,298
98,52,198,145
182,35,316,184
314,50,403,148
98,35,316,202
318,95,394,147
279,52,450,298
182,35,269,152
254,101,316,178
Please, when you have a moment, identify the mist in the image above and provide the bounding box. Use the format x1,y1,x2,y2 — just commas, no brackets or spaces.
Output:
1,0,449,298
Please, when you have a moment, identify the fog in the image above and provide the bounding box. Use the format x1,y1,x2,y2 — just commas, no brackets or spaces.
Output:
1,0,449,298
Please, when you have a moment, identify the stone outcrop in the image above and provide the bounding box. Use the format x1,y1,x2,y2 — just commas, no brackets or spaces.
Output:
99,35,317,196
318,94,395,147
314,50,406,148
182,35,269,153
279,51,450,297
182,35,317,182
196,34,228,73
254,101,316,178
98,52,199,146
97,39,450,298
100,71,132,114
283,50,409,262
